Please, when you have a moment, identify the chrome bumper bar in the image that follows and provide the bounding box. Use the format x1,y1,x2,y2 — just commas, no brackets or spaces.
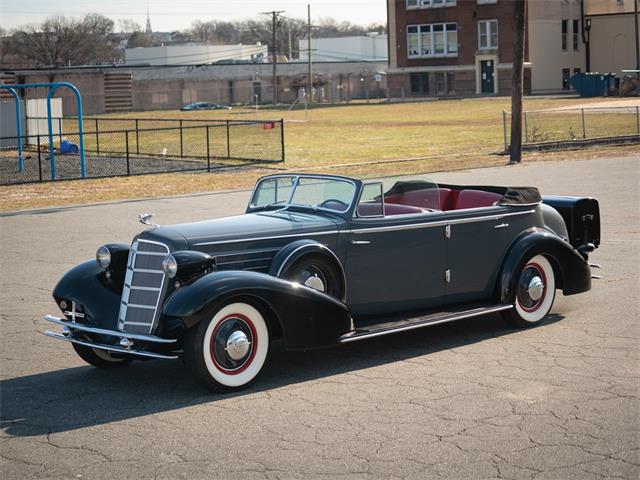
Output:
43,331,178,360
43,315,176,343
43,314,179,360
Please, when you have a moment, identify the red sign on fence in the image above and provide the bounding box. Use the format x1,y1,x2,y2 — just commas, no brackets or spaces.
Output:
263,122,275,130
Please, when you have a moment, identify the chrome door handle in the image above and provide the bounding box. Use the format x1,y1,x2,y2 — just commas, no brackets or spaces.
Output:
494,223,509,229
350,240,371,245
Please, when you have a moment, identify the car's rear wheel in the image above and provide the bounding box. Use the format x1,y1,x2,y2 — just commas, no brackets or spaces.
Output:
72,343,133,368
185,302,270,393
502,255,556,328
283,255,345,301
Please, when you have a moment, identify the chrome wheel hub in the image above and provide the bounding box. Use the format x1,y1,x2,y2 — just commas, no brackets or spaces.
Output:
304,274,326,292
225,330,251,361
527,276,545,302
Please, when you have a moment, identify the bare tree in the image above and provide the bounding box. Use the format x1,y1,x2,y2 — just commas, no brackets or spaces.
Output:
11,14,116,67
118,19,142,35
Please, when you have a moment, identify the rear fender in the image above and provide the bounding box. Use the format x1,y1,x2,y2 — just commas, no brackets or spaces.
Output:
162,270,352,350
498,229,591,303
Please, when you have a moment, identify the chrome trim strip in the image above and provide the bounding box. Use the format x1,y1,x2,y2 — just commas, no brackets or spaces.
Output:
43,315,176,343
351,220,448,234
217,257,274,266
447,209,535,225
134,251,168,256
125,303,157,310
129,286,162,292
339,305,513,343
127,267,164,274
122,321,154,326
43,331,178,359
194,230,337,246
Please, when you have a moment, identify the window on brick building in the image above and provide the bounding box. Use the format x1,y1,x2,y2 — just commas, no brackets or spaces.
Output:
410,72,429,95
573,19,579,51
407,23,458,58
562,20,568,51
478,20,498,50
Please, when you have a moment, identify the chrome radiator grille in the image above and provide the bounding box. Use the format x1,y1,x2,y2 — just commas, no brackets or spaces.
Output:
118,239,169,335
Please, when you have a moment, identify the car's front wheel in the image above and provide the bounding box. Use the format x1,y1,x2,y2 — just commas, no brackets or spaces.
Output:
185,302,270,392
502,254,556,328
72,343,133,368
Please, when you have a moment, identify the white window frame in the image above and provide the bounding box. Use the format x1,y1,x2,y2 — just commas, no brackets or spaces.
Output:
477,0,497,4
407,0,456,10
407,23,458,58
478,19,498,51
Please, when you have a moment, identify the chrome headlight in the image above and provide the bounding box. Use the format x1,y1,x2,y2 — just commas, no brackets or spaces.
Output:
162,254,178,278
96,245,111,269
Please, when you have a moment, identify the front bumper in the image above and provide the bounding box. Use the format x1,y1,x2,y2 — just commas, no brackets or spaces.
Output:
43,315,179,360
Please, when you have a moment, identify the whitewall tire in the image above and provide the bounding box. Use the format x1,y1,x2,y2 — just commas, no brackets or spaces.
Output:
186,302,270,392
503,255,556,327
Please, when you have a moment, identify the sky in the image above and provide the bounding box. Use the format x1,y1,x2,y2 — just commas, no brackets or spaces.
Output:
0,0,387,31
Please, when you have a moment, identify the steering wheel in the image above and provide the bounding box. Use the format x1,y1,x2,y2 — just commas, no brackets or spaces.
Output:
317,199,349,211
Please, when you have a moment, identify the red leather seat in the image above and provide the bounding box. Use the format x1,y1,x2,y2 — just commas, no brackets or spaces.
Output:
454,190,502,209
437,188,461,211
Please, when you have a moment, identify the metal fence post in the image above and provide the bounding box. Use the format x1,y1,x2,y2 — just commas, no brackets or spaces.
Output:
637,106,639,134
581,108,586,139
226,120,231,158
524,112,529,144
95,118,100,155
206,126,211,172
135,119,140,155
179,120,184,158
280,119,285,162
58,117,62,145
37,134,43,182
502,110,508,152
125,130,130,176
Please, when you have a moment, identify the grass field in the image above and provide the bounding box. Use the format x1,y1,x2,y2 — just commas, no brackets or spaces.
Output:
2,96,638,211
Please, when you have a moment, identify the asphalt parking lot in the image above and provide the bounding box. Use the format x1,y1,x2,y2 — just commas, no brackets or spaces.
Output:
1,155,638,479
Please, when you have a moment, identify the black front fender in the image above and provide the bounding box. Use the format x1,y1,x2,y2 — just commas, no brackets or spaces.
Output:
162,270,352,350
52,260,122,330
498,228,591,303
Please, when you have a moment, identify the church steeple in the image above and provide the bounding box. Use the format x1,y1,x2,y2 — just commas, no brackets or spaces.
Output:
145,6,152,34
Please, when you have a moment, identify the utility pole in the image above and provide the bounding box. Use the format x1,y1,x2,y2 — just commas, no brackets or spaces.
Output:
307,4,313,103
635,0,639,78
510,0,526,164
261,10,284,105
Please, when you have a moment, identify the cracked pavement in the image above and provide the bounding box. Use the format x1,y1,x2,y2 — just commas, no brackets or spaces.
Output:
1,156,638,479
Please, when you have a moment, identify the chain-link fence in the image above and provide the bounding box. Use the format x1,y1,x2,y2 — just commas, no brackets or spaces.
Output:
0,119,284,185
502,106,640,151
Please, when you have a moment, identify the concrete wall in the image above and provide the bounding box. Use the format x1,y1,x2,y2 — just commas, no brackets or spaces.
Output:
299,36,388,62
125,44,268,66
588,14,638,75
528,0,585,93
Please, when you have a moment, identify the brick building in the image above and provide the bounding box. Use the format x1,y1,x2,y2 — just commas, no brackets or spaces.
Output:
386,0,530,97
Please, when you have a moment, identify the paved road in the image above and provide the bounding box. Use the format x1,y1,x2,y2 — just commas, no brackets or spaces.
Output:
1,156,638,479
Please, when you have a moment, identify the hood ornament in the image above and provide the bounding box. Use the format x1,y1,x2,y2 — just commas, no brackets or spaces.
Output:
138,212,160,229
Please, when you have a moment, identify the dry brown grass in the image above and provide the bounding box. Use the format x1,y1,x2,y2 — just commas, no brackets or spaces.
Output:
2,96,637,212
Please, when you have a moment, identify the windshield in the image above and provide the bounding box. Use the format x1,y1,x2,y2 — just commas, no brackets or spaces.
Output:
250,176,357,213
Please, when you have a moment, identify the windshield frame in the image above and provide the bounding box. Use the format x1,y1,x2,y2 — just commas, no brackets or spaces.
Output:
248,174,359,215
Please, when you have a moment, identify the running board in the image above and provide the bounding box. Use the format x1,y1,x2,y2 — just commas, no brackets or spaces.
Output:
339,304,513,343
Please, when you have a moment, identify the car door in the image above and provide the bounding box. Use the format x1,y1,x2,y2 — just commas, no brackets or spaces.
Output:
445,205,530,303
345,182,447,317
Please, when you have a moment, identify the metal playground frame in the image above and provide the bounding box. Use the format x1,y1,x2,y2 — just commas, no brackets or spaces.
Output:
0,82,86,179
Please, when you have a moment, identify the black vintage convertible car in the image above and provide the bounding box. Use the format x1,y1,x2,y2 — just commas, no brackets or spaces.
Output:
44,174,601,391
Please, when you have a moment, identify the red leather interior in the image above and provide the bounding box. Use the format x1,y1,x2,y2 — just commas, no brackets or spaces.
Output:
454,190,502,209
385,189,440,210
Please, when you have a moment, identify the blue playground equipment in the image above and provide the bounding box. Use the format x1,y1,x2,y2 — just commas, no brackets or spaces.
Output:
0,82,86,180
